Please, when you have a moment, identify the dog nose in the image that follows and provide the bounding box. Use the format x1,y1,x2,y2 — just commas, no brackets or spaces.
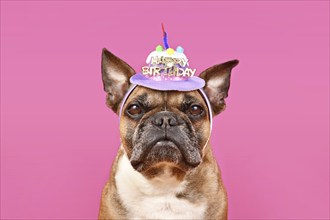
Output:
153,112,181,128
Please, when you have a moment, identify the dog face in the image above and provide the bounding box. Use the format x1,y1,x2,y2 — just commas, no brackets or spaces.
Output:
119,87,210,174
101,48,238,178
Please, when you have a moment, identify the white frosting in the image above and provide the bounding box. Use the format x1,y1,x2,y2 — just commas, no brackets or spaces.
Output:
146,50,189,66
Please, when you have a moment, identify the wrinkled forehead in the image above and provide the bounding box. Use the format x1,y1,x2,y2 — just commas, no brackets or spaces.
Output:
123,86,207,109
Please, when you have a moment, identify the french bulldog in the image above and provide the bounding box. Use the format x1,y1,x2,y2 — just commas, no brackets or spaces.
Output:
98,48,239,220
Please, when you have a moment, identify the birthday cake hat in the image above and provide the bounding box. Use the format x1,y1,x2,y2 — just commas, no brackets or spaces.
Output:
130,24,205,91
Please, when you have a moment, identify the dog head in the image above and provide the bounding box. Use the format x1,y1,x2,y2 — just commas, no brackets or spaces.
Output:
101,48,238,178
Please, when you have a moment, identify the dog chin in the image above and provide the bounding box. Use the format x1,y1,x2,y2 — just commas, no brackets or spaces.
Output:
130,140,201,173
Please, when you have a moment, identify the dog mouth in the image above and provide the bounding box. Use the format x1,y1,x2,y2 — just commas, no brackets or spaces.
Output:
130,138,201,172
153,140,180,151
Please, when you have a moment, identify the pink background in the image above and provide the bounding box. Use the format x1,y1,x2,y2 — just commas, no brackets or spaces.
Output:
1,1,329,219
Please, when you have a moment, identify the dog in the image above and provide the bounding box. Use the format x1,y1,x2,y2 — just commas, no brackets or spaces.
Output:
98,48,238,220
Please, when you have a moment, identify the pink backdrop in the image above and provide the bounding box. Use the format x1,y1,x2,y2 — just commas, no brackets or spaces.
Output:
1,1,329,219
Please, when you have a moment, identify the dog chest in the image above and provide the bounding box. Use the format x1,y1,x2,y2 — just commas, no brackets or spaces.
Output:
115,153,206,219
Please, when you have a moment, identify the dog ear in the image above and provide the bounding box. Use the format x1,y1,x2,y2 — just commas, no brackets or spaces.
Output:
102,48,135,113
199,60,239,115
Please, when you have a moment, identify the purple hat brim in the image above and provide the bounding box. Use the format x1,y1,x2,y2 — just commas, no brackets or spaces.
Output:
130,73,205,91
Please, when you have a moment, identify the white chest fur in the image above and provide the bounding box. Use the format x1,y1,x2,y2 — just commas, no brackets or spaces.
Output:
115,153,206,220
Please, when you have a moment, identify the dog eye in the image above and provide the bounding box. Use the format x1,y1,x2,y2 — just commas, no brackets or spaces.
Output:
189,105,203,116
127,104,142,116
